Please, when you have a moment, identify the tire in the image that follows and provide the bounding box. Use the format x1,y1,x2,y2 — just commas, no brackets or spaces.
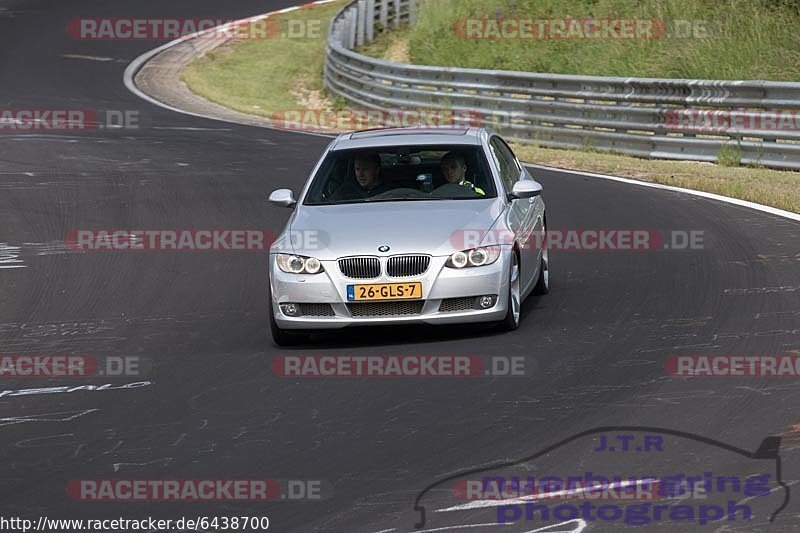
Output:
533,232,550,296
498,251,522,331
269,298,308,347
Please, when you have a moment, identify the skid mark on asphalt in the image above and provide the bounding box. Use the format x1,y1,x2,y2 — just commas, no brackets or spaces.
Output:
103,440,124,455
0,243,25,269
0,241,81,267
727,253,800,266
724,286,800,294
714,329,800,340
0,318,116,338
617,389,717,406
7,135,81,142
0,381,152,399
23,241,80,256
440,480,655,513
14,433,80,448
61,54,114,62
755,310,800,319
0,409,99,428
113,457,173,472
409,519,588,532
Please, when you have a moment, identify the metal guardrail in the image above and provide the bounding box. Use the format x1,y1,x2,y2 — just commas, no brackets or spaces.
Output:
324,0,800,170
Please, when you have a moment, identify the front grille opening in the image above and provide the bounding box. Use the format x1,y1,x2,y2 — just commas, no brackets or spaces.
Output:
347,301,425,317
387,254,431,277
439,297,476,312
298,303,335,317
338,256,381,279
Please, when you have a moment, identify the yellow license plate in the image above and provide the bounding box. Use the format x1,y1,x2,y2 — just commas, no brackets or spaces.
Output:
347,282,422,301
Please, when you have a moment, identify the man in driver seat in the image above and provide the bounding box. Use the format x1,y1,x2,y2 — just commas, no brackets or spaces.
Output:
331,153,390,200
439,152,485,196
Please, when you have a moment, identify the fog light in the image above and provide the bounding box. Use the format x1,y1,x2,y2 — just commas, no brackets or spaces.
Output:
477,295,496,309
280,303,300,317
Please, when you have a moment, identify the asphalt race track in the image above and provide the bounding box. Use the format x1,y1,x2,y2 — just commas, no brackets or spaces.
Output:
1,0,799,532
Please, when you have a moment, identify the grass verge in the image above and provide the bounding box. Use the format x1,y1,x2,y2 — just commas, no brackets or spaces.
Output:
405,0,800,80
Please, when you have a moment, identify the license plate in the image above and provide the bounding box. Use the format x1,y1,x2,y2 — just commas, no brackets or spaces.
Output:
347,282,422,301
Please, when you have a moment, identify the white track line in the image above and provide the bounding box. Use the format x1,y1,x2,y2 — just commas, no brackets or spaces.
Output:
525,163,800,222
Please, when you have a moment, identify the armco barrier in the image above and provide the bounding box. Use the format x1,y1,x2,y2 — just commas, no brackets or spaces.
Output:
324,0,800,170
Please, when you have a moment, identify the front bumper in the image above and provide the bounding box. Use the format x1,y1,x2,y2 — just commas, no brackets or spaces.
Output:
269,252,512,330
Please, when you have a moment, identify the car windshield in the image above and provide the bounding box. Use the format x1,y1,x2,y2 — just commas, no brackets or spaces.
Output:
303,144,497,205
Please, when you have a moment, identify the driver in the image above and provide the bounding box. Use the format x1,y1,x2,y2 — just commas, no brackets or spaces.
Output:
354,154,385,193
331,154,390,200
439,152,485,196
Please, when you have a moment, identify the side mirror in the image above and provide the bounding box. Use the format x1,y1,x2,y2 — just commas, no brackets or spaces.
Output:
510,180,542,199
269,189,297,208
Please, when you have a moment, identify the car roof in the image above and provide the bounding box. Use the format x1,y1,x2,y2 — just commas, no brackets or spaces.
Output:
331,126,486,151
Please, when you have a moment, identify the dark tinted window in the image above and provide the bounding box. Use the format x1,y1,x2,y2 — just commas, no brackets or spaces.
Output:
303,145,497,205
489,136,520,193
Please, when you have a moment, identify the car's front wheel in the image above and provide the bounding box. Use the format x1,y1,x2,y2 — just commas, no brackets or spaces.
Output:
269,297,308,347
498,251,521,331
533,231,550,295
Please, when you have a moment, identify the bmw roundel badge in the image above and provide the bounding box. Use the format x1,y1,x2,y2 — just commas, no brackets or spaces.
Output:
378,245,390,252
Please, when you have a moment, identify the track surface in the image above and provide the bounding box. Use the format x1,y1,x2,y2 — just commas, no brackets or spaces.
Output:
1,0,799,531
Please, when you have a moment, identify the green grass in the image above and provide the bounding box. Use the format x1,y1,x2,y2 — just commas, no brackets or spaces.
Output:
182,0,347,118
358,25,412,63
400,0,800,80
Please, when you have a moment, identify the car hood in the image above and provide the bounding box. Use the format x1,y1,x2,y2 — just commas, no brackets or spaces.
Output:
282,200,505,260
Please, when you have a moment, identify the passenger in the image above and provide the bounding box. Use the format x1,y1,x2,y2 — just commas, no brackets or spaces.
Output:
439,152,485,196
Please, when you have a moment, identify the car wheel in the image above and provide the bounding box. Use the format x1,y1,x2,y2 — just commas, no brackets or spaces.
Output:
498,251,521,331
533,232,550,295
269,298,308,347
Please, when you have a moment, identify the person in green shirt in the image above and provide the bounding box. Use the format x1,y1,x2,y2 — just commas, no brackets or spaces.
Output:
440,152,486,196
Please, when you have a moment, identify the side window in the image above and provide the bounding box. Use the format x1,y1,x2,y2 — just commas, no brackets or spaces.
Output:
489,136,520,194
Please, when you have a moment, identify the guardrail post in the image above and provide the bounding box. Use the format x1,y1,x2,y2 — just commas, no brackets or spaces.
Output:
408,0,416,25
366,0,375,42
356,0,367,47
379,0,388,32
347,9,357,49
392,0,400,28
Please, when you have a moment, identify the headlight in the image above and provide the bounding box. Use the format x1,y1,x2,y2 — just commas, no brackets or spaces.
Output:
446,246,501,268
277,254,324,274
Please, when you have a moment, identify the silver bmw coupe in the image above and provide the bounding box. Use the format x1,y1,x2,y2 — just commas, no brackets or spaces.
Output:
267,127,548,345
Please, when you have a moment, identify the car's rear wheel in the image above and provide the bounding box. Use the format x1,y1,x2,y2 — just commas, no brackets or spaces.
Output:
269,297,308,347
498,251,521,331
